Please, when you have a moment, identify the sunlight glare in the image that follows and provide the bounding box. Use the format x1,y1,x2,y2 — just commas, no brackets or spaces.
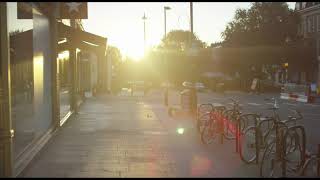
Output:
177,128,185,135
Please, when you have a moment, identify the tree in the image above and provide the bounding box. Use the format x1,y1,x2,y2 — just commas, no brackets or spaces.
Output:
158,30,206,51
106,45,122,66
221,2,300,47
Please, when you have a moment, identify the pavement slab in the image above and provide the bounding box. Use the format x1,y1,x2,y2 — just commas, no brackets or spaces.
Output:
22,89,310,177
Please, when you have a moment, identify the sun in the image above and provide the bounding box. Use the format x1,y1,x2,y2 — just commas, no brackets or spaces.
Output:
113,30,146,61
124,44,145,61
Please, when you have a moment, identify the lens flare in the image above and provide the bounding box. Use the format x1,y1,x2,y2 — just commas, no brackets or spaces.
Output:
177,128,184,135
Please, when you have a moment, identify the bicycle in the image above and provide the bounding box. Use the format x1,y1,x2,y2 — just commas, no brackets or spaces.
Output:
196,103,214,133
299,144,320,177
239,97,304,165
257,100,306,177
222,98,242,141
200,98,242,145
200,104,226,145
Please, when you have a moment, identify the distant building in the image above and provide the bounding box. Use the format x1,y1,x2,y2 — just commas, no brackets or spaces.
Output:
296,2,320,84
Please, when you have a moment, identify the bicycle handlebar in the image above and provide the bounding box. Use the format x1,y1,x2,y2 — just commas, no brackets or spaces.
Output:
289,108,303,120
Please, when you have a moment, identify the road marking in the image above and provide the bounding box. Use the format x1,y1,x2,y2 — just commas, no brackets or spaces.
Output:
284,102,298,106
143,131,168,135
304,103,320,107
247,103,261,106
227,102,244,106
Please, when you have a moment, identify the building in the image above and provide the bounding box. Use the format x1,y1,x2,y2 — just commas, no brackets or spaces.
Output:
0,2,109,177
296,2,320,86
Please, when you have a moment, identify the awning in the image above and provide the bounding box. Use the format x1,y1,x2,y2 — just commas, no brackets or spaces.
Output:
58,22,107,53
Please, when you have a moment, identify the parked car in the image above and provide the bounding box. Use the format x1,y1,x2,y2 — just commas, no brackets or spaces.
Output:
182,81,193,88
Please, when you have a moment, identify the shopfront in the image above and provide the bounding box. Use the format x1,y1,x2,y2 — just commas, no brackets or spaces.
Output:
0,2,61,177
0,2,108,177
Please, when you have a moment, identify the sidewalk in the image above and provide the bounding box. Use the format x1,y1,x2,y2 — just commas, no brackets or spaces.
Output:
20,90,259,177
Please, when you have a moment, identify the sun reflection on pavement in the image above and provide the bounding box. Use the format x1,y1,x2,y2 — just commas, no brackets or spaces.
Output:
190,155,212,176
176,128,185,135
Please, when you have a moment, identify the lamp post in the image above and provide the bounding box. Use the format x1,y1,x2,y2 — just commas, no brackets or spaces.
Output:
189,2,197,116
142,12,147,55
164,6,171,106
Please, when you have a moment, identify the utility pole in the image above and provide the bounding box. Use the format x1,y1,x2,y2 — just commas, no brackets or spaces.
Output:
189,2,197,116
142,12,147,55
190,2,193,37
164,6,171,106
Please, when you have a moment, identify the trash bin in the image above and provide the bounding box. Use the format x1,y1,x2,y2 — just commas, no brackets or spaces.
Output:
180,89,191,112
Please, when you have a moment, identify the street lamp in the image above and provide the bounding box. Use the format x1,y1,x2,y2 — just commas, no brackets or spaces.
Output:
142,12,147,55
164,6,171,37
164,6,171,106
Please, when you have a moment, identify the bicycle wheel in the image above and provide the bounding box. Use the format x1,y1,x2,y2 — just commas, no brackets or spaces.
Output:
239,126,258,164
201,119,218,145
283,126,305,176
197,112,211,133
239,116,248,133
223,110,236,140
260,141,283,177
299,158,318,177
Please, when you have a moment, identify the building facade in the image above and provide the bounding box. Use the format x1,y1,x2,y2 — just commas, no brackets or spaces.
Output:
296,2,320,87
0,2,109,177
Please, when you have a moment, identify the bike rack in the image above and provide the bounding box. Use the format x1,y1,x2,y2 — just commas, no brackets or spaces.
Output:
282,125,306,177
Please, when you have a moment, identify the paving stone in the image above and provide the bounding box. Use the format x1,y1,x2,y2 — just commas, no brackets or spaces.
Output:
21,90,261,177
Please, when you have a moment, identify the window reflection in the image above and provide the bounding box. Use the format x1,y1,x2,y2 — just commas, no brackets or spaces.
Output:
8,2,34,157
8,2,53,160
58,51,71,121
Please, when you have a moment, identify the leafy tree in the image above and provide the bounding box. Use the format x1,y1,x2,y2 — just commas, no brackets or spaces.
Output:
158,30,206,51
106,45,122,66
221,2,300,47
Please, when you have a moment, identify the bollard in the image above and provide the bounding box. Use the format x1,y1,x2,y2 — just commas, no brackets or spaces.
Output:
164,89,168,106
190,87,197,116
220,110,224,144
280,128,286,177
235,114,239,153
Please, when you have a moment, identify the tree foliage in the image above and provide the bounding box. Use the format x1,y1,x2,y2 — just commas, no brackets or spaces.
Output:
158,30,206,51
221,2,300,47
106,45,122,66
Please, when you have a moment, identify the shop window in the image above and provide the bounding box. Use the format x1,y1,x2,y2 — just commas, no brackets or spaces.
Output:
57,51,72,122
7,2,53,160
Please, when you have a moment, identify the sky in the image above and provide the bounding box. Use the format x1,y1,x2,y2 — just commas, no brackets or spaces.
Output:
82,2,295,59
6,2,296,60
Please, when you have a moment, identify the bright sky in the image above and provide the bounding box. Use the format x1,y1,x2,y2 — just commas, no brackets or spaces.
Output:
82,2,295,60
6,2,295,60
